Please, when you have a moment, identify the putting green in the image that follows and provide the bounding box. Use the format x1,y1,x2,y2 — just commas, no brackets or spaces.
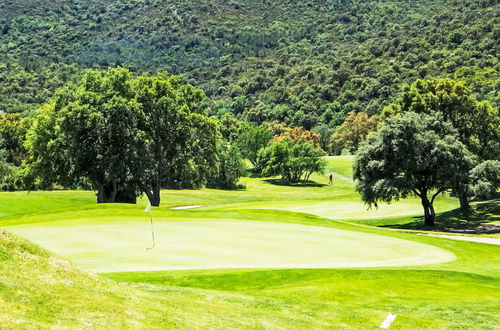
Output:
9,219,454,272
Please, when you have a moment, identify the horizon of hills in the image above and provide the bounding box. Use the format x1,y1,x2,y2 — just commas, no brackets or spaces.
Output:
0,0,498,129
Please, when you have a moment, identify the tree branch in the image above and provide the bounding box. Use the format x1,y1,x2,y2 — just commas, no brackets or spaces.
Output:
430,187,446,204
411,188,422,198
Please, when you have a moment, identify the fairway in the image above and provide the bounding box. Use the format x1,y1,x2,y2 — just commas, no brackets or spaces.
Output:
261,198,458,220
1,156,498,329
9,218,454,272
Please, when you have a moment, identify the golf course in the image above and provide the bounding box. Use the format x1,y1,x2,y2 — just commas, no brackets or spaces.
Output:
0,156,498,328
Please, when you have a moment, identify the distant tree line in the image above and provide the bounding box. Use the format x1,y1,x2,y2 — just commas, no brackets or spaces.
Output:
1,0,498,137
0,67,328,205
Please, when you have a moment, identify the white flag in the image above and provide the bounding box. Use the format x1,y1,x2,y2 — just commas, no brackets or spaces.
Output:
145,203,151,212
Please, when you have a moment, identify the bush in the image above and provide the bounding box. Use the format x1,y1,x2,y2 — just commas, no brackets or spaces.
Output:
469,160,500,200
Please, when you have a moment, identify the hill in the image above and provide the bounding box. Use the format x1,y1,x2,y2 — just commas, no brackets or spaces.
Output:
0,228,165,327
1,0,498,127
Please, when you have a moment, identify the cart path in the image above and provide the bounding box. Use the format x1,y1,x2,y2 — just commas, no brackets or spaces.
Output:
422,234,500,246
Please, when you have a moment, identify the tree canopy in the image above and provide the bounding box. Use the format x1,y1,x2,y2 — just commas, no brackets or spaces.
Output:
26,68,218,206
382,78,500,210
259,138,326,184
469,160,500,201
236,123,272,172
1,0,497,131
354,112,475,226
329,111,379,154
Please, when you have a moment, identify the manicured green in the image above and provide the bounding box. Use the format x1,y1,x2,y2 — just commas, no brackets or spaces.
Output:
8,217,454,273
0,156,498,328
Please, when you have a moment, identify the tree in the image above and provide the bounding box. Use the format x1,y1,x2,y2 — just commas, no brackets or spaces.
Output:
382,78,500,211
27,68,144,203
236,123,272,172
259,138,326,183
274,126,321,148
218,113,243,142
0,137,12,189
469,160,500,201
133,74,218,206
27,68,218,206
313,123,335,153
354,112,475,227
329,111,379,154
0,113,33,166
207,141,246,189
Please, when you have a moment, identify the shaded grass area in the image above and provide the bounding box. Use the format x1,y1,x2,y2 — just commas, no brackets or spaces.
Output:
362,200,500,234
263,178,327,187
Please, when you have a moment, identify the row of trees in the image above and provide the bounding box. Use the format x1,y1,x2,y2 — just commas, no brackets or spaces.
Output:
354,78,499,226
1,70,497,222
0,67,328,204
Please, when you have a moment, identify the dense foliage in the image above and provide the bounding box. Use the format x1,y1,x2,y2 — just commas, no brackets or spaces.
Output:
469,160,500,201
0,136,11,188
259,138,326,184
329,111,379,154
235,123,272,172
383,78,500,161
0,0,498,204
1,0,498,129
354,112,475,226
26,68,219,206
207,141,246,189
383,78,500,210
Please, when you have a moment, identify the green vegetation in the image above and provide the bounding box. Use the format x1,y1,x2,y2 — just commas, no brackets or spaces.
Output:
329,110,379,154
354,112,475,226
1,0,498,125
258,137,326,183
25,67,220,205
0,0,498,327
469,160,500,200
0,156,498,328
382,78,500,211
0,229,184,328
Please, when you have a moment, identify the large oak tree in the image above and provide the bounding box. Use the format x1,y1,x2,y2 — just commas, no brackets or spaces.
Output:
382,78,500,210
354,112,475,227
27,68,218,206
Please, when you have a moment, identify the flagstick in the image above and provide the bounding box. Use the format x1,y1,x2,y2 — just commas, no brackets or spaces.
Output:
146,213,155,250
144,203,155,250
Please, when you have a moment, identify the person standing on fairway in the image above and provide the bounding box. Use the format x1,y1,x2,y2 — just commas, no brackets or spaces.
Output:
329,174,333,185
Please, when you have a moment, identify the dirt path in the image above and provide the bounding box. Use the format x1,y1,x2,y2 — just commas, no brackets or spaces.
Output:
423,234,500,246
333,173,353,183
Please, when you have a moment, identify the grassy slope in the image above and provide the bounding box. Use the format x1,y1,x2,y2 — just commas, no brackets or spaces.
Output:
0,229,180,328
0,156,498,328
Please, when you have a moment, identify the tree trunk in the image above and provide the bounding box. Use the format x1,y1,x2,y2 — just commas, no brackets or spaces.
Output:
458,192,470,213
152,182,161,206
144,182,161,207
96,184,105,203
144,188,154,205
109,181,118,203
420,195,435,227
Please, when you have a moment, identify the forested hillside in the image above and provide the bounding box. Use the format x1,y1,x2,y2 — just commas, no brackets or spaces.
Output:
0,0,498,127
